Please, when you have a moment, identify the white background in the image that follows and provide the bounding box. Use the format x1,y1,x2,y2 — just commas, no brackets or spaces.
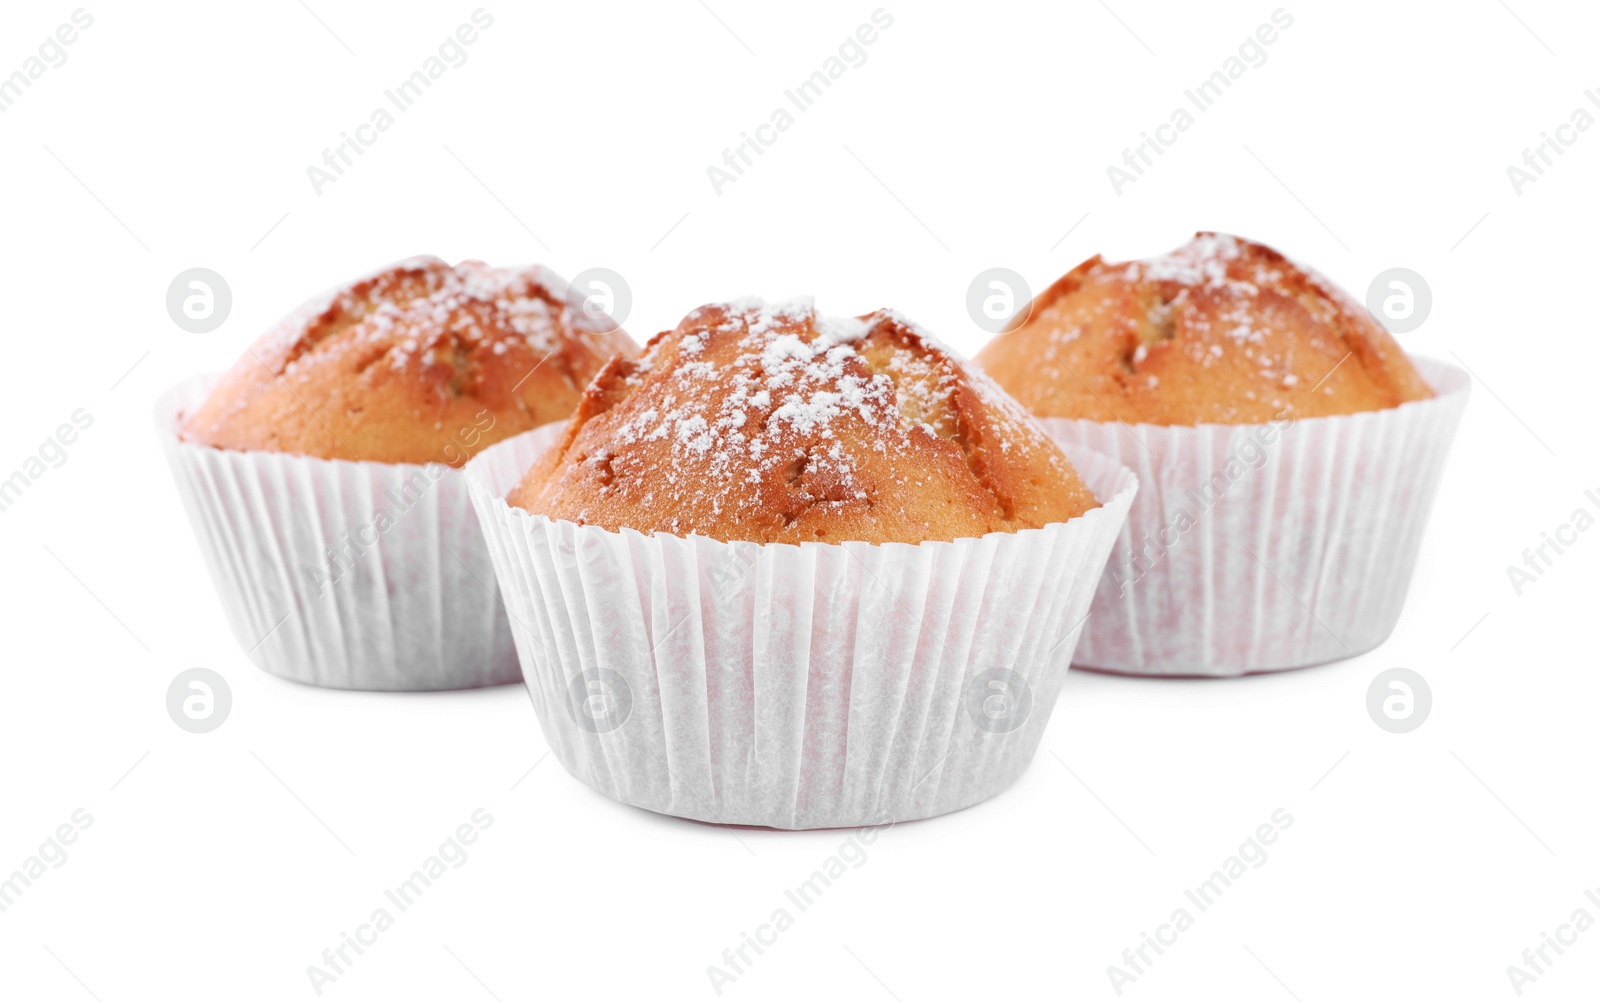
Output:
1,1,1596,1000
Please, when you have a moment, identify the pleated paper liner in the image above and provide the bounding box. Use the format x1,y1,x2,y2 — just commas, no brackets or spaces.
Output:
466,424,1138,829
157,373,522,691
1036,355,1469,677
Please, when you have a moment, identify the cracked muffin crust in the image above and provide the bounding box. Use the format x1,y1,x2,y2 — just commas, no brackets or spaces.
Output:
181,256,638,466
507,298,1099,545
975,233,1434,426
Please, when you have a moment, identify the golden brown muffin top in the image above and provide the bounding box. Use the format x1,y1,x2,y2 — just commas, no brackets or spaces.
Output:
975,233,1434,425
181,256,638,466
508,298,1100,545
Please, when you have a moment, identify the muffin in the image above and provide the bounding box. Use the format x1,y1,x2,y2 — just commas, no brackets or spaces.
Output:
509,298,1098,543
977,233,1469,676
158,257,638,691
976,232,1433,424
465,298,1139,828
182,255,635,464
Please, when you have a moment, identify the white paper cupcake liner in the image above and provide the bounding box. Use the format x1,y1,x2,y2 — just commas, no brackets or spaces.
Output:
1036,356,1469,677
466,425,1138,829
157,374,522,691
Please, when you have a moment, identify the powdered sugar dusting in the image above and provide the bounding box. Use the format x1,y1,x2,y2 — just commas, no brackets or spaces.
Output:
1119,233,1291,348
270,257,582,377
1129,232,1250,288
577,298,1071,523
996,231,1426,426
